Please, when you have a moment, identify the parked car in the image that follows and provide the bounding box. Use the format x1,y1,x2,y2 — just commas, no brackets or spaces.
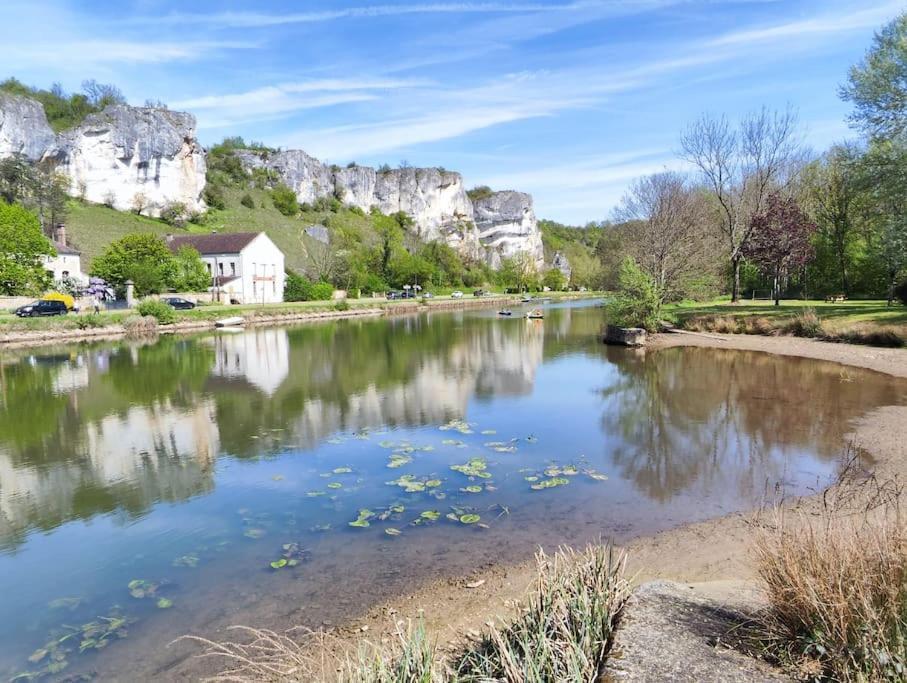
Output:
386,291,403,300
473,289,485,297
423,292,434,299
451,291,464,298
15,300,68,317
162,297,196,310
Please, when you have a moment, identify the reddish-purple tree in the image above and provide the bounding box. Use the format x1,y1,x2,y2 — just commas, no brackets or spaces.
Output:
744,193,817,306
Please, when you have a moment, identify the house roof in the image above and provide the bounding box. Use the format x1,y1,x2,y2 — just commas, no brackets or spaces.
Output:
53,240,80,255
167,232,260,255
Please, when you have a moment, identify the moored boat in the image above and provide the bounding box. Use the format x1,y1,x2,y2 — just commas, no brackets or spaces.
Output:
525,309,544,319
215,316,245,328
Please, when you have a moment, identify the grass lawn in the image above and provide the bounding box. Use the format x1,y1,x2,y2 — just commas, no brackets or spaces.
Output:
664,298,907,333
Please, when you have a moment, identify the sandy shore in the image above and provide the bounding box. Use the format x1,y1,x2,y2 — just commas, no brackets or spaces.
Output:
303,333,907,663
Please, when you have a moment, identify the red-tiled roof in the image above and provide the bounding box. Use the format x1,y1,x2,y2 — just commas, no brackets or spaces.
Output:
167,232,259,255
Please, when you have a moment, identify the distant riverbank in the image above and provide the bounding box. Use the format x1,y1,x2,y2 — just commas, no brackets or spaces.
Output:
0,292,602,348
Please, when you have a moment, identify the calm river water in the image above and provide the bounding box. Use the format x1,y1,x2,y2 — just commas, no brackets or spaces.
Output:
0,301,904,680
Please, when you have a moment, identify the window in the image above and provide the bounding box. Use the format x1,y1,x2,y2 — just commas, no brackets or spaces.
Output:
62,270,69,277
230,262,236,276
218,262,224,275
206,263,211,275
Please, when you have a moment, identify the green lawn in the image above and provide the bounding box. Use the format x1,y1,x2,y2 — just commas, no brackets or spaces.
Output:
664,297,907,332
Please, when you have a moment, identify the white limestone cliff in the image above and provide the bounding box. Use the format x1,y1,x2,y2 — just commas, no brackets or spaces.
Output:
0,92,55,161
473,190,545,269
46,106,206,216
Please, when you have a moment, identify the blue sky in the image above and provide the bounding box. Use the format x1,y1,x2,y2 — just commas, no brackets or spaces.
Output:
1,0,902,223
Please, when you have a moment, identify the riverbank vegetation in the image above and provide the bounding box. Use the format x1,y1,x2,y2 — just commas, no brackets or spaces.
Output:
600,12,907,335
754,459,907,681
186,545,630,682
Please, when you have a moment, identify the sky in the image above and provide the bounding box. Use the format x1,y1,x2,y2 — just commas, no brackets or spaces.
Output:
1,0,902,224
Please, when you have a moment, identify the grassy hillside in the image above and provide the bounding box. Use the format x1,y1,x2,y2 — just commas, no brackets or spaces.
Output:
65,187,376,273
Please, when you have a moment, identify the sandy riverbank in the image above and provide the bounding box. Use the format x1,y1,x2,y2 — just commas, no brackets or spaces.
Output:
264,333,907,675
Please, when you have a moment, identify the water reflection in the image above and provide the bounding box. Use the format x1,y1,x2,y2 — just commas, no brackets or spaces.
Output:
0,304,903,553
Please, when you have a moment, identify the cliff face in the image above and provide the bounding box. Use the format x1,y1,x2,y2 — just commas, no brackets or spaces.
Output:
47,106,207,216
0,93,55,161
0,97,206,216
473,191,545,269
239,150,544,267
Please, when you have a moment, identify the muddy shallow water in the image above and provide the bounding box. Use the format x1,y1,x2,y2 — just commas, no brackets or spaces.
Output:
1,301,904,680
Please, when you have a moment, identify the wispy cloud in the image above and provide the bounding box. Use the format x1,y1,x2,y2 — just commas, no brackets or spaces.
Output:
142,2,589,29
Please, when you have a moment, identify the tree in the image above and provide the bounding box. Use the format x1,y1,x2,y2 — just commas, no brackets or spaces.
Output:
0,201,54,295
615,171,713,303
497,252,539,292
608,256,661,331
801,145,861,294
680,107,802,302
841,13,907,139
743,193,817,306
542,268,567,291
91,233,175,297
170,246,210,292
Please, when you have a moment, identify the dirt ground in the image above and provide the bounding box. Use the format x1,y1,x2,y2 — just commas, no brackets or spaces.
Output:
311,334,907,659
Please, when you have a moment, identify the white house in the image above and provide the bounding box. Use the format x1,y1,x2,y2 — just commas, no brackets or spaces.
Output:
43,225,88,286
166,232,286,304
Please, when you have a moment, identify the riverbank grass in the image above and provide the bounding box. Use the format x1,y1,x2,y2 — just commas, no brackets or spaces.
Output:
185,544,629,682
754,475,907,680
665,298,907,346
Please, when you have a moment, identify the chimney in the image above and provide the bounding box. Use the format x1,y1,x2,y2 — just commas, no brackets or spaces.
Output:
54,224,67,246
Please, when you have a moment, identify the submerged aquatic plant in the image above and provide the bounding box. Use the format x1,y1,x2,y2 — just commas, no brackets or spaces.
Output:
530,477,570,491
349,509,376,528
450,458,492,479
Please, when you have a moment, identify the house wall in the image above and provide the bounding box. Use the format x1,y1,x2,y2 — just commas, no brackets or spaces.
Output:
43,253,87,285
197,234,285,304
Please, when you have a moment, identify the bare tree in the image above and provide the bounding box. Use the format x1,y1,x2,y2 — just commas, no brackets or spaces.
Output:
616,171,712,302
680,107,802,301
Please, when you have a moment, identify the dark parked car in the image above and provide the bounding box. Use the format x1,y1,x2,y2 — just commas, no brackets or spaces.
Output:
15,300,68,317
473,289,485,297
386,291,403,300
162,297,196,310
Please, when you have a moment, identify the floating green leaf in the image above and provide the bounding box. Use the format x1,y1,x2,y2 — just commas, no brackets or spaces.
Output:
327,482,343,489
420,510,440,521
425,479,442,488
459,514,481,524
387,453,412,468
349,508,375,528
156,598,173,609
461,485,483,493
270,559,288,569
333,467,353,474
530,477,570,490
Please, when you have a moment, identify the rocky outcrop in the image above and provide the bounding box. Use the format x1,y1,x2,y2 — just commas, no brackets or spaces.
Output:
0,95,206,216
473,190,545,268
552,251,572,280
0,92,55,161
238,150,544,267
45,106,206,216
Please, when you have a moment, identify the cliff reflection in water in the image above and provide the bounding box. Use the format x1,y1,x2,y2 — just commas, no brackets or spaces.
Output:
0,304,901,550
0,313,545,549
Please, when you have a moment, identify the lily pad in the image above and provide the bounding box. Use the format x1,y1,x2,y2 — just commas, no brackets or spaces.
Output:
451,457,490,478
420,510,440,521
387,453,412,468
349,508,375,528
530,477,570,490
461,485,483,493
333,467,353,474
524,476,539,482
459,514,481,524
270,559,288,569
327,482,343,489
156,598,173,609
425,479,442,488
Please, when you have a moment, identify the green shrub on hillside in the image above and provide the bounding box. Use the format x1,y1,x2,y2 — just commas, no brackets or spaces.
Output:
136,299,176,324
240,193,255,209
204,184,227,210
271,184,299,217
466,185,494,202
0,77,125,132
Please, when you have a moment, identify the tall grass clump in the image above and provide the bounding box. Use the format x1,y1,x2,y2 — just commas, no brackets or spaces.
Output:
453,545,630,682
781,308,825,338
754,471,907,681
344,620,440,683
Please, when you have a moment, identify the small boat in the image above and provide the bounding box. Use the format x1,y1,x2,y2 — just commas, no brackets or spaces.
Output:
215,316,245,328
498,309,513,316
521,296,532,303
525,309,544,320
